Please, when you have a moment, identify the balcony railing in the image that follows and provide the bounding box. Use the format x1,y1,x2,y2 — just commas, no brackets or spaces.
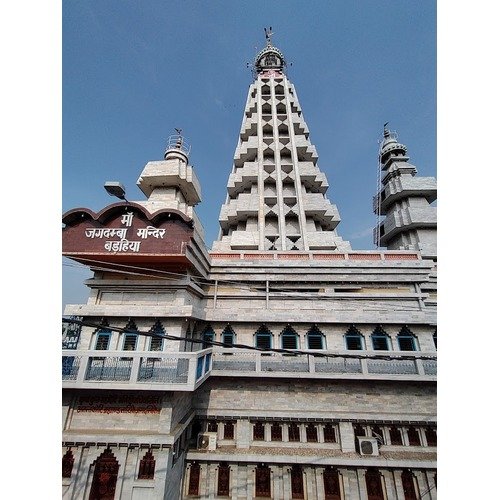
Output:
210,349,437,381
62,349,213,391
62,348,436,391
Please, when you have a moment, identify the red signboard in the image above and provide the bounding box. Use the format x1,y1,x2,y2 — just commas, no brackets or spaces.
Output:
62,202,194,265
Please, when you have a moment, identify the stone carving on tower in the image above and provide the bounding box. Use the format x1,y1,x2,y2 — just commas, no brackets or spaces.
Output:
213,34,351,252
373,124,437,258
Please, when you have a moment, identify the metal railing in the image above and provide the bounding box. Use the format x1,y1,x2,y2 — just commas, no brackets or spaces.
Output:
62,349,212,391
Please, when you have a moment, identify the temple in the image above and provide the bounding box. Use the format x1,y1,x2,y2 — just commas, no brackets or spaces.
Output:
62,32,437,499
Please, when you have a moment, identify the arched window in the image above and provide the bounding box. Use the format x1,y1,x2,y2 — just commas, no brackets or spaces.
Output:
62,449,74,478
365,469,384,500
371,326,391,350
123,319,138,351
217,463,230,497
291,465,304,499
255,464,271,498
89,448,120,500
323,467,342,500
148,320,164,351
95,327,111,350
307,325,325,350
344,326,364,350
401,469,419,500
397,326,418,351
281,325,299,350
255,325,273,350
137,450,155,479
202,326,215,349
221,325,235,348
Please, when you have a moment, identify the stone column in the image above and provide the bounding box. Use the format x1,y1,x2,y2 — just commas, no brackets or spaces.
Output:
264,422,271,442
283,466,292,500
380,469,398,499
356,468,368,500
271,465,282,500
207,462,217,499
318,424,325,443
283,423,289,442
199,462,208,498
246,465,254,500
393,470,406,500
314,467,324,500
424,470,438,500
304,466,317,499
339,422,356,452
414,470,431,499
339,468,353,500
236,419,251,449
299,424,307,443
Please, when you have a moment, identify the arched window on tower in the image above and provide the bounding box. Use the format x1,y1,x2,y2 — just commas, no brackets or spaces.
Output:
397,326,418,351
344,326,364,350
148,320,164,351
123,319,138,351
307,325,325,350
202,326,215,349
137,450,155,479
221,325,235,348
281,325,299,350
255,325,273,350
94,325,111,350
371,326,391,351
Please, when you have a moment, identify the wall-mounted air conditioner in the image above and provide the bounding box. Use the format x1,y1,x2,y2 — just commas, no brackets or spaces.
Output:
357,437,379,456
197,432,217,451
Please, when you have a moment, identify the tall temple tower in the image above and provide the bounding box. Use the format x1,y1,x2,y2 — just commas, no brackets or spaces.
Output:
62,32,437,500
214,32,351,252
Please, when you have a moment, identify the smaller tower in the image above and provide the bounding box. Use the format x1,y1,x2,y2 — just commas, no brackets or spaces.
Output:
373,124,437,258
136,131,204,238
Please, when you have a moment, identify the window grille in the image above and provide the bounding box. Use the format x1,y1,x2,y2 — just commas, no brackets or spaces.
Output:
207,421,218,433
123,334,137,351
323,467,342,500
95,331,110,350
188,463,200,496
307,326,324,349
306,424,318,442
270,423,282,441
345,326,364,350
401,469,419,500
253,422,265,441
371,326,390,350
202,327,215,349
255,465,271,498
217,463,230,497
255,326,272,350
291,465,304,499
281,326,298,349
149,320,164,351
323,424,336,443
397,327,417,351
365,469,384,500
389,426,403,445
288,423,300,442
221,326,235,347
407,426,421,446
223,422,234,440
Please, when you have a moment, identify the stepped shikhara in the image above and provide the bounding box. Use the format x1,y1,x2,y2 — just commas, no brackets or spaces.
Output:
62,32,437,500
214,37,351,252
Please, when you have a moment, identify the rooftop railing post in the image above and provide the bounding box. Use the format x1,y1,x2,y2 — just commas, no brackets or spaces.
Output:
76,353,89,384
255,352,262,373
360,357,369,375
307,354,316,373
130,354,141,383
415,357,425,376
187,355,197,389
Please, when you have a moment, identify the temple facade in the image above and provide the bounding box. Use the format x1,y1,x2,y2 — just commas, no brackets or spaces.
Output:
62,33,437,500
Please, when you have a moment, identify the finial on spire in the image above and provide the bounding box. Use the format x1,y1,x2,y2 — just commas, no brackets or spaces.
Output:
383,122,390,137
264,26,274,46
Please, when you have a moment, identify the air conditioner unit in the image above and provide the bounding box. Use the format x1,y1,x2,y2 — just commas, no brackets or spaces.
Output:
197,432,217,451
357,437,379,456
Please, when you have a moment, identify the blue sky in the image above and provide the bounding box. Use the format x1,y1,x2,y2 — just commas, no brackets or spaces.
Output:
63,1,436,308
